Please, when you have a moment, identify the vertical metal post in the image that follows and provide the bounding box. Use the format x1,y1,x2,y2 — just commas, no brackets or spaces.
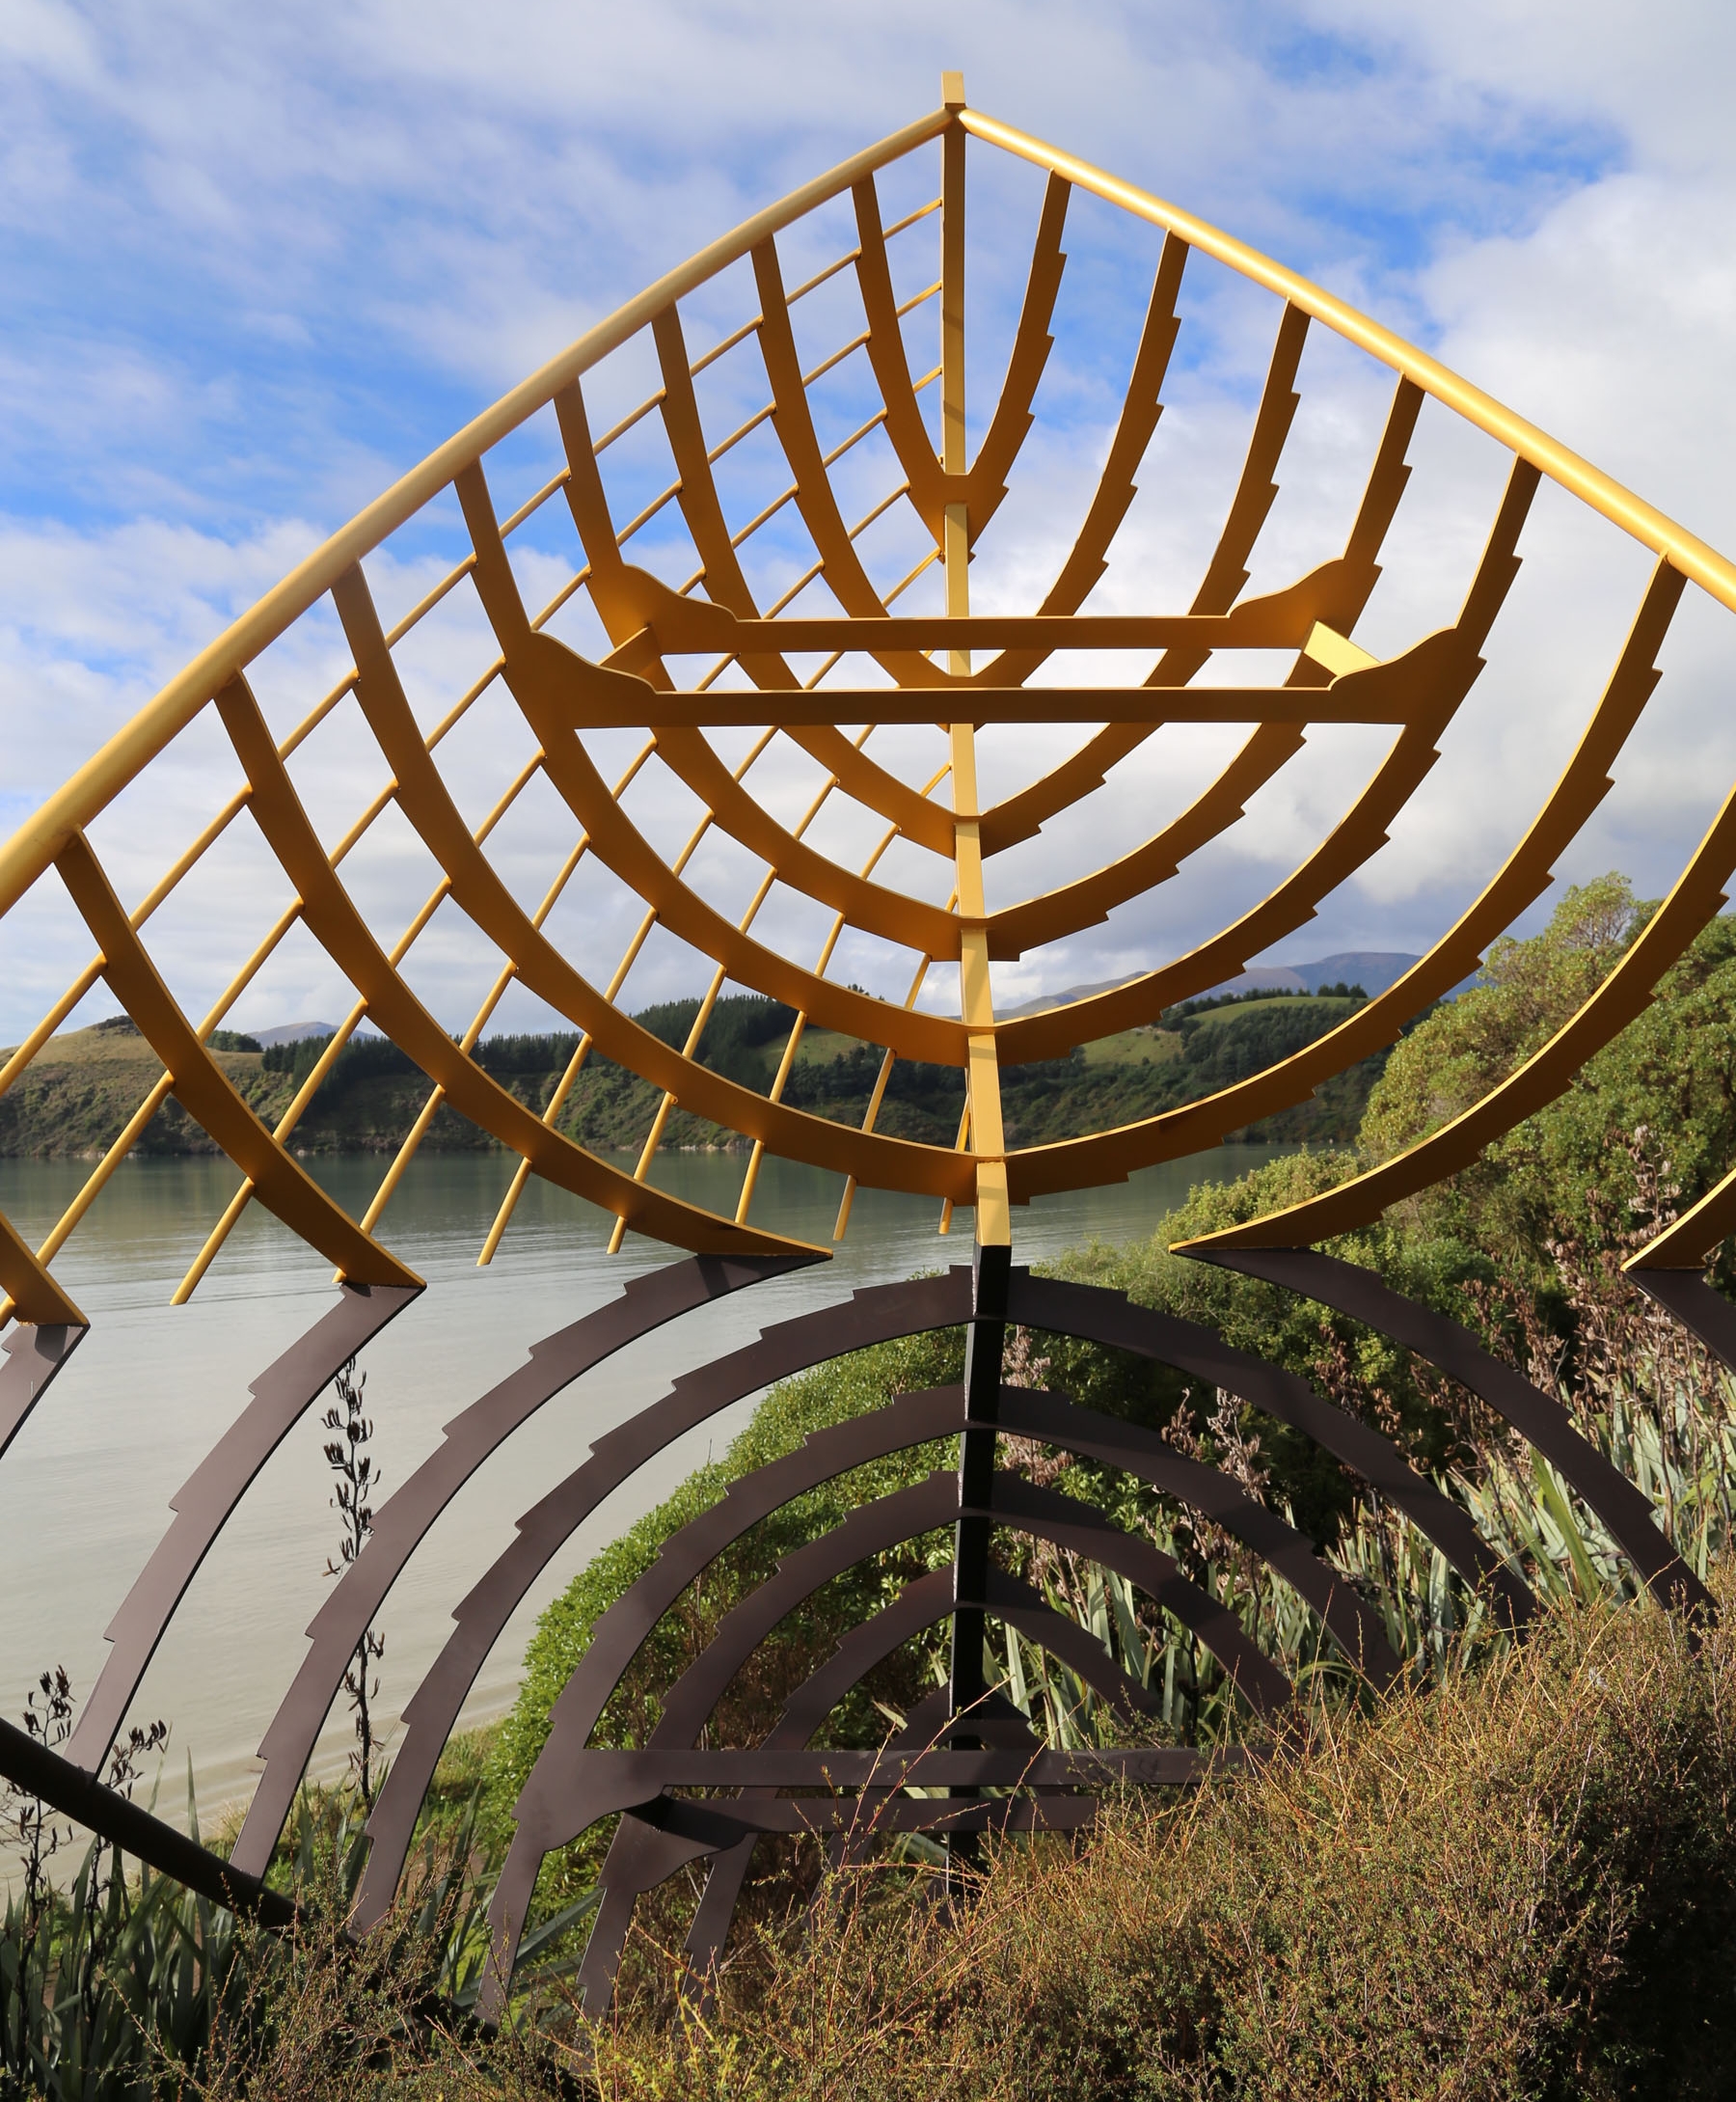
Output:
937,69,1009,1251
949,1238,1011,1722
936,71,1012,1877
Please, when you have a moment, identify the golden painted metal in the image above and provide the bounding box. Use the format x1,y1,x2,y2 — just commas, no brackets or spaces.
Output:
2,83,1735,1329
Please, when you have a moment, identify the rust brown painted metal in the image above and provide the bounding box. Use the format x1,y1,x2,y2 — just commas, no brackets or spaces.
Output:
343,1268,972,1917
1629,1269,1736,1376
505,1380,1291,1821
583,1570,1143,2008
0,1320,85,1462
537,1446,1294,2001
1192,1248,1710,1613
67,1282,420,1776
1006,1269,1533,1623
234,1252,815,1886
485,1460,1231,2016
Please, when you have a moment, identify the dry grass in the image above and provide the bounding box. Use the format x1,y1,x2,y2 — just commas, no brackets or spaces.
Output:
9,1021,258,1073
190,1577,1736,2101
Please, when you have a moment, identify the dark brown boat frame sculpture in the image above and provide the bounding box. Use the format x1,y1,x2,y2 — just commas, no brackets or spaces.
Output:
3,74,1735,2017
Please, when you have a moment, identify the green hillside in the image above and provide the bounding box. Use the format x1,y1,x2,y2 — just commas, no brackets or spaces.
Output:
0,986,1398,1160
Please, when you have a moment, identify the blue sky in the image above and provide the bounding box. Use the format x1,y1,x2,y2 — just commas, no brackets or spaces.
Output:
5,1,1736,1035
0,5,1623,535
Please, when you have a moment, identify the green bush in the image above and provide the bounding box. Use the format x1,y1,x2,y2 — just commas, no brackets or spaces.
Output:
1362,876,1736,1285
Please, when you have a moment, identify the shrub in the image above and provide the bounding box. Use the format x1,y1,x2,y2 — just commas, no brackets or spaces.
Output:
546,1584,1736,2101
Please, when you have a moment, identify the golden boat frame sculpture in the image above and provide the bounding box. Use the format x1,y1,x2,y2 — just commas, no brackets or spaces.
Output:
1,77,1733,2013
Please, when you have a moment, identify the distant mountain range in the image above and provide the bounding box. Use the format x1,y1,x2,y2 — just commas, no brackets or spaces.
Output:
250,1021,339,1048
1207,952,1425,997
1001,953,1432,1019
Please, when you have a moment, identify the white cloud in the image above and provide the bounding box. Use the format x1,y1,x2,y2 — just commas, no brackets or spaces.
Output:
3,3,1735,1049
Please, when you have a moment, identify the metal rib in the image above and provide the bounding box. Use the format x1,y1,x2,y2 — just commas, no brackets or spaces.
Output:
215,674,833,1251
0,1320,85,1462
1006,1269,1533,1624
1628,1269,1736,1375
67,1281,418,1776
996,455,1538,1071
1193,1247,1709,1613
54,834,420,1290
233,1252,811,1882
593,1567,1140,2009
1003,556,1684,1174
490,1470,1234,2017
512,1381,1284,1821
347,1269,973,1917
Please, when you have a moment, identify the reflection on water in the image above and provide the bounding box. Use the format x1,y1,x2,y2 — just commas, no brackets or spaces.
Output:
0,1143,1287,1827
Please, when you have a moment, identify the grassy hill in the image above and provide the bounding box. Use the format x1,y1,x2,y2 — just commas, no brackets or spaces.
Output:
0,988,1399,1160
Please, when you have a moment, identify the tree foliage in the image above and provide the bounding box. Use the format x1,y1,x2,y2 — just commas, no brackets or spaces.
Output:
1361,873,1736,1280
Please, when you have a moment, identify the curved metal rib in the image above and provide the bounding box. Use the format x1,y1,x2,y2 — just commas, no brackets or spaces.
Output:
986,716,1300,960
54,834,420,1289
346,1269,974,1916
214,675,847,1247
1193,1247,1709,1613
751,237,938,679
852,177,948,539
1629,1158,1736,1276
67,1281,418,1776
1004,557,1685,1179
782,723,960,857
513,1382,1289,1815
0,1208,87,1327
553,377,667,654
233,1253,812,1883
589,1566,1137,2010
996,456,1536,1071
649,725,962,954
990,1408,1396,1676
1180,730,1736,1254
683,1568,963,1982
330,559,973,1180
0,1320,85,1460
458,465,975,1076
1627,1269,1736,1375
1005,1269,1532,1622
647,304,795,690
977,287,1301,854
958,173,1069,541
490,1472,1235,2015
972,232,1195,703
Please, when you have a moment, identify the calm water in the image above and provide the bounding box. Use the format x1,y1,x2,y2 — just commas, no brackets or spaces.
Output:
0,1143,1285,1831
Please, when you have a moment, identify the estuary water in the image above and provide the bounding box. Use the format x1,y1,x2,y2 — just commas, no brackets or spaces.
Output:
0,1143,1286,1833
